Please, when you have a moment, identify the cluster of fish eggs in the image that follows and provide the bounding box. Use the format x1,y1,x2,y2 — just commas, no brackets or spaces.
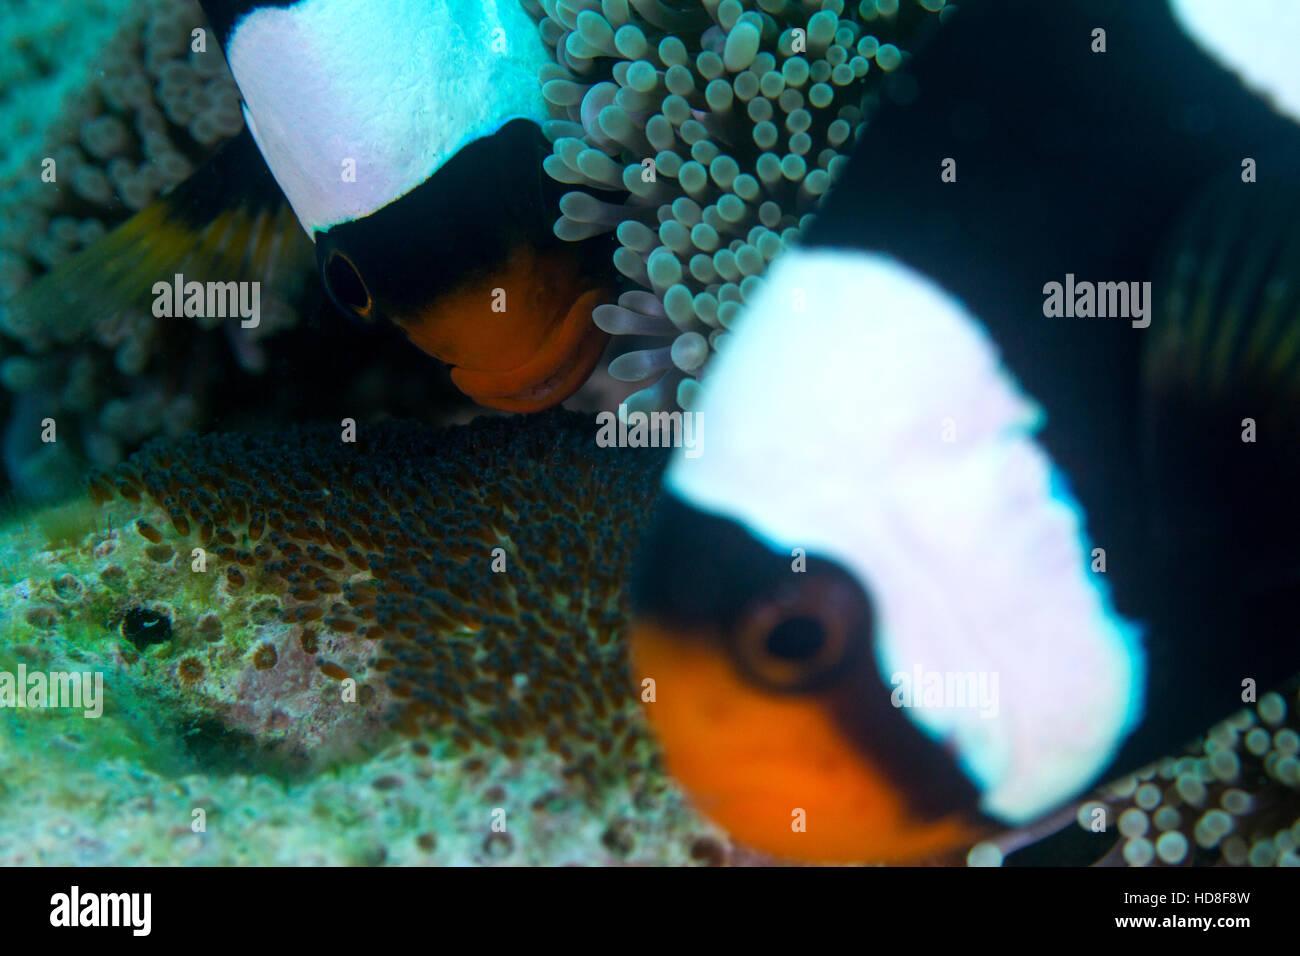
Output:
1080,686,1300,866
89,412,670,796
527,0,949,411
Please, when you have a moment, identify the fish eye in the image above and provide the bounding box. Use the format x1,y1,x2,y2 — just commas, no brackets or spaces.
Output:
322,248,373,318
766,616,828,660
731,574,870,693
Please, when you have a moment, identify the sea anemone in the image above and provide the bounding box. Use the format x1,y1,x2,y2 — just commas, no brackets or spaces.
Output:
0,0,270,308
966,679,1300,867
529,0,951,412
0,0,313,501
1078,684,1300,867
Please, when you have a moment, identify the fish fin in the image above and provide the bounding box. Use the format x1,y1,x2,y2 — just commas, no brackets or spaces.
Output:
1,129,308,343
1145,163,1300,406
1143,161,1300,568
1131,161,1300,752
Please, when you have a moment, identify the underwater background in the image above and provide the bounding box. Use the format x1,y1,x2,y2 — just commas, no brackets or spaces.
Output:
0,0,1297,867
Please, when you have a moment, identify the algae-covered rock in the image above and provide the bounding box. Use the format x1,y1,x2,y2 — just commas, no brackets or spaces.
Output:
0,411,744,865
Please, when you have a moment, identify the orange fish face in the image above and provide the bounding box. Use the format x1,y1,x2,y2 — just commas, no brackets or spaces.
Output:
630,499,989,863
315,119,612,412
398,245,611,413
630,620,983,863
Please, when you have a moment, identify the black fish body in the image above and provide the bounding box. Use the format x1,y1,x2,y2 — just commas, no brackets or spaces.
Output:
628,0,1300,862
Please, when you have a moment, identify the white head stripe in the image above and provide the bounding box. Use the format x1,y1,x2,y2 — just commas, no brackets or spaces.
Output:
667,249,1145,823
226,0,552,236
1172,0,1300,125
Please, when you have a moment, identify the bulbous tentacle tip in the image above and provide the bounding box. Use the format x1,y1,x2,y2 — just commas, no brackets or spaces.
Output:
530,0,946,411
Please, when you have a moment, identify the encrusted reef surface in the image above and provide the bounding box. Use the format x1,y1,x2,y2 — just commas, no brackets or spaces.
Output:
0,411,746,865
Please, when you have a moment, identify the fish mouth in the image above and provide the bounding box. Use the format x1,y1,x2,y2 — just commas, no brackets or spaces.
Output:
393,243,611,413
448,287,610,413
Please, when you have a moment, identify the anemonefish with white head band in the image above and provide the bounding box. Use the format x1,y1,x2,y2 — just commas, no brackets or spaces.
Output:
207,0,613,410
629,0,1300,863
8,0,610,412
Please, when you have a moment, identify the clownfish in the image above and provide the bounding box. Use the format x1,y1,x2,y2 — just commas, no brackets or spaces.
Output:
628,0,1300,863
8,0,610,412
